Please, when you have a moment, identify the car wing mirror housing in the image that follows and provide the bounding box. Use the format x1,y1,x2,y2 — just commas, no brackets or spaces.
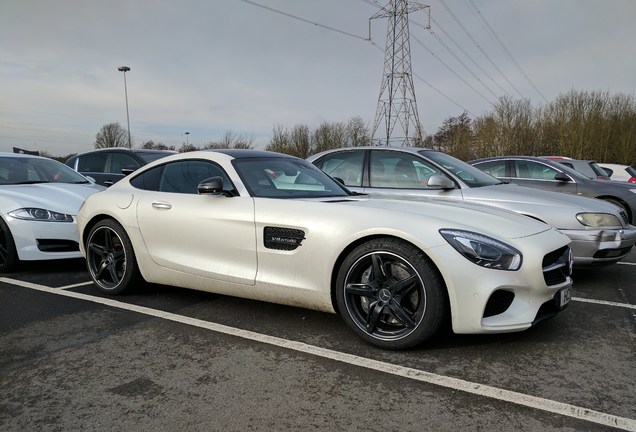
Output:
427,174,455,189
198,176,228,196
554,172,571,182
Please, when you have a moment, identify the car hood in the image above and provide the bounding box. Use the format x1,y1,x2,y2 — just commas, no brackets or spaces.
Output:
464,183,621,213
335,195,552,240
0,183,105,214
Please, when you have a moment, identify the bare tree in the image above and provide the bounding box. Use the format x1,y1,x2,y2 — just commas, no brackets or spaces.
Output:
95,122,129,148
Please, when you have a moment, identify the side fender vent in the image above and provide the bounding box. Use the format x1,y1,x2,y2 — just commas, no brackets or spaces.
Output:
264,227,306,251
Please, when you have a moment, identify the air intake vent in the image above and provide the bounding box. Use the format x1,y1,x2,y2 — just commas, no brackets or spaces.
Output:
264,227,305,251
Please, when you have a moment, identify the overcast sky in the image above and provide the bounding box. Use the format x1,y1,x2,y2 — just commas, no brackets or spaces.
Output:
1,0,635,156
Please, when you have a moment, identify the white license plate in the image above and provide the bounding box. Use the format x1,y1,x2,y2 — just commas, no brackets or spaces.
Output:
558,287,572,308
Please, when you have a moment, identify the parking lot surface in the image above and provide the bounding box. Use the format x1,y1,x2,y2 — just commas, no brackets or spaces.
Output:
1,251,635,431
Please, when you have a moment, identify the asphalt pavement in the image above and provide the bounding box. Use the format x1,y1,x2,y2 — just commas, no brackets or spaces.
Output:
1,251,635,432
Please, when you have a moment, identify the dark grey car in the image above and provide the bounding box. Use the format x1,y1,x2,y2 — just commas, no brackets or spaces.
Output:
470,155,636,224
66,148,176,186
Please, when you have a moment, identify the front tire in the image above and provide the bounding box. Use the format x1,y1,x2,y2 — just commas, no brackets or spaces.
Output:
336,238,447,350
0,218,19,272
85,219,141,294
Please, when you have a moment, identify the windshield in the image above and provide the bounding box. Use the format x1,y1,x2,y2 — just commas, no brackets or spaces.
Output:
233,157,352,198
419,150,502,187
0,156,90,185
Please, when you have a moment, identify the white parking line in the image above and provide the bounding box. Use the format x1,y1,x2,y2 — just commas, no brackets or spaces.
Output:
572,297,636,309
59,281,93,290
1,276,635,432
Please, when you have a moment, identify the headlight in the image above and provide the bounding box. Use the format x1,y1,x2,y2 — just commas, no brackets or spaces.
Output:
576,213,621,227
439,229,522,271
8,208,73,222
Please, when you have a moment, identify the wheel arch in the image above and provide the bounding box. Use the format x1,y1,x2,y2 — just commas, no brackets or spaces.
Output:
597,195,632,223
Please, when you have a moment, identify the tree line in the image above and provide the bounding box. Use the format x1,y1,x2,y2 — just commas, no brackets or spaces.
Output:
51,89,635,166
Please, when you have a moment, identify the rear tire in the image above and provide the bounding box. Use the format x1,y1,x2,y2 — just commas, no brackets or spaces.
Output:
0,218,19,273
336,238,447,349
85,219,142,294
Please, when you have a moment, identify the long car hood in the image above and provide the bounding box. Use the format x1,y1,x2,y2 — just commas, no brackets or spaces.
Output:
333,195,552,240
463,183,620,213
0,183,104,214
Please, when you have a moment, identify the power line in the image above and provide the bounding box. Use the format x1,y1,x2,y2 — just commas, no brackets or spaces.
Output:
240,0,370,41
465,0,547,102
438,0,526,99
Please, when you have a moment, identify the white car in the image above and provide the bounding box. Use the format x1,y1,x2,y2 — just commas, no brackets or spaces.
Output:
0,152,105,272
598,163,636,184
77,150,573,349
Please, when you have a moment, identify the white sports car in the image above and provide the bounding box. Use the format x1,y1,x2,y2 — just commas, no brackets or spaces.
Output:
77,150,573,349
0,152,105,272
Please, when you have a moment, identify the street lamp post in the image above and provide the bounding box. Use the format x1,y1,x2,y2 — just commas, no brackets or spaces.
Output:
117,66,132,148
185,131,190,146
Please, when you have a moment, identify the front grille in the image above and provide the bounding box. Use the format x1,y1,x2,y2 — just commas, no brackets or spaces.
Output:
37,239,79,253
542,246,572,286
483,290,515,317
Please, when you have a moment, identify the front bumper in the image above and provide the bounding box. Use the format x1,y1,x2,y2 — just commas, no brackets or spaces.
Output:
563,226,636,265
7,217,82,261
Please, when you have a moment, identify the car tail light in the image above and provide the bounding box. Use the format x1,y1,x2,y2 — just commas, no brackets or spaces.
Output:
629,177,636,184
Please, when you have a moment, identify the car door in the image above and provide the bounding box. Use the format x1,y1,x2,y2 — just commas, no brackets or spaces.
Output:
362,150,464,200
135,159,257,285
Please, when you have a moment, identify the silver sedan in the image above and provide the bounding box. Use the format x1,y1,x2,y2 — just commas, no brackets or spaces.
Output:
308,147,636,266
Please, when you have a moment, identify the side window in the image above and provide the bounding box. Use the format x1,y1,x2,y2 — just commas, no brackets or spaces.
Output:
514,161,559,180
110,153,140,174
370,151,441,189
77,153,108,173
129,165,165,191
159,160,234,194
315,151,364,187
474,160,506,178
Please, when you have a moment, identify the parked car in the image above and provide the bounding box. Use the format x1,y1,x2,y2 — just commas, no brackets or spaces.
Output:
469,155,636,225
0,152,105,272
543,157,610,180
598,163,636,183
76,149,573,349
308,147,636,266
66,147,176,186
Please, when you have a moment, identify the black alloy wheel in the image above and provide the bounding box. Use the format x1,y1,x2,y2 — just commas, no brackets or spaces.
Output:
336,238,447,349
86,219,141,294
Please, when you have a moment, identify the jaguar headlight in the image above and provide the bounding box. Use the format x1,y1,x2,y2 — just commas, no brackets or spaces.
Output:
576,213,621,227
8,208,73,222
439,229,522,271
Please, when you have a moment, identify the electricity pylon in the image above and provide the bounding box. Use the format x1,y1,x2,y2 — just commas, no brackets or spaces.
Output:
370,0,429,146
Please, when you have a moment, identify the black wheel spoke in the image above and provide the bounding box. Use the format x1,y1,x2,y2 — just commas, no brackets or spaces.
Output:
371,254,387,283
390,274,418,297
345,282,375,297
388,299,417,329
365,301,384,333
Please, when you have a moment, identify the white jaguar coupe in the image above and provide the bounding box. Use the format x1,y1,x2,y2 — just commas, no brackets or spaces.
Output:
0,152,104,272
77,150,573,349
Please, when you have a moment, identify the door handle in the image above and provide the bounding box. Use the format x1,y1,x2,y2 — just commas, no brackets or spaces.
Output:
151,201,172,210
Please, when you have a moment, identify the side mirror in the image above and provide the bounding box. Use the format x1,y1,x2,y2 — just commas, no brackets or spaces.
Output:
198,176,226,196
554,172,571,182
427,174,455,189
